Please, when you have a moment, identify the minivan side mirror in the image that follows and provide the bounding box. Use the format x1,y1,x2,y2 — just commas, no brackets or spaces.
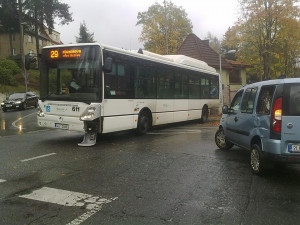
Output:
222,105,229,114
102,57,112,73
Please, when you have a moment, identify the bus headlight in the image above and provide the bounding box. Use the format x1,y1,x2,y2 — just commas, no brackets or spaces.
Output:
80,105,101,121
37,105,45,117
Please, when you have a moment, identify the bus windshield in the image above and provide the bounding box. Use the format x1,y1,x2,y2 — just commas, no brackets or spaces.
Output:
40,45,102,103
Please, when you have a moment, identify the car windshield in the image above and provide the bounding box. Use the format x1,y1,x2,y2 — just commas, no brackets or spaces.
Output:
9,93,25,100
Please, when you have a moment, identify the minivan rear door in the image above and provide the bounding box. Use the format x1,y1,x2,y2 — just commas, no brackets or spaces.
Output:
281,83,300,154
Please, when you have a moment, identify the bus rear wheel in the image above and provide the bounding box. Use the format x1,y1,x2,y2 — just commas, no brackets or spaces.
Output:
201,105,208,123
137,112,151,135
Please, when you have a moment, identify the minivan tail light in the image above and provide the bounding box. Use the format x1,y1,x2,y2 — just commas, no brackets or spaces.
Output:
272,97,282,133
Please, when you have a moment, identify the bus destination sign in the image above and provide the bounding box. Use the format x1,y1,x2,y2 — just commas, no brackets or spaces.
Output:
45,45,100,61
50,49,82,59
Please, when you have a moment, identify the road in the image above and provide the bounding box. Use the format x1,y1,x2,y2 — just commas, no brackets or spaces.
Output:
0,107,45,136
1,109,300,224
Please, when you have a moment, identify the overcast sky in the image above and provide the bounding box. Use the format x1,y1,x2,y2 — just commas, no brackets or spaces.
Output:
56,0,239,50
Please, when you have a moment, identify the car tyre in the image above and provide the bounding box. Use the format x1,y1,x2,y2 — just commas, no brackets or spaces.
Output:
215,128,233,150
250,144,265,175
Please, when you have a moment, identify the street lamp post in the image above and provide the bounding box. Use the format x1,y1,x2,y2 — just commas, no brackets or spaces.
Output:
20,22,28,93
18,0,27,93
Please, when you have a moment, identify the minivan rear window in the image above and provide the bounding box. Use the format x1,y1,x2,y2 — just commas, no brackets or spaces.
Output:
285,84,300,116
256,86,275,115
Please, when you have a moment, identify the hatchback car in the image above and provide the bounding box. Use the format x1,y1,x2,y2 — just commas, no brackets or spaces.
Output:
1,92,39,112
215,78,300,175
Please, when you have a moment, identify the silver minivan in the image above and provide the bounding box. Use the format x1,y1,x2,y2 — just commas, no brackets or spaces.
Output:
215,78,300,175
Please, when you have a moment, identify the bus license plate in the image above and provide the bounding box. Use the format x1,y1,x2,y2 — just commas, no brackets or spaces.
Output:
288,144,300,153
55,123,69,130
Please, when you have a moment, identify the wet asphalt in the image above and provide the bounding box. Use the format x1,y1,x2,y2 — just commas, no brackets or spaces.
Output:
0,110,300,224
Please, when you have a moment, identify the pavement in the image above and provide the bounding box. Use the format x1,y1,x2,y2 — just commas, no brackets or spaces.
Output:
205,115,221,126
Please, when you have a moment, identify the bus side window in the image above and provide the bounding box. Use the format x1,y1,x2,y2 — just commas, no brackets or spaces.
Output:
157,70,174,99
104,62,117,97
134,62,157,99
189,73,201,99
174,73,186,99
104,61,133,99
209,77,219,99
200,77,209,99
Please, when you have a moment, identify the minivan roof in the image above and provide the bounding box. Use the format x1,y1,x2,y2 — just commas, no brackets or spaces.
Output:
242,78,300,89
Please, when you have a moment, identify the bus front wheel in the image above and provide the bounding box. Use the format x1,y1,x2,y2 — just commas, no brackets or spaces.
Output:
137,112,151,135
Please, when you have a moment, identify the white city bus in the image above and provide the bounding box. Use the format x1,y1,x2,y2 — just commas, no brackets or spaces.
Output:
38,43,222,146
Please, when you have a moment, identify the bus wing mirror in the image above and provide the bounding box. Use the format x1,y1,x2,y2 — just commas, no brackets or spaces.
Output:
103,57,112,73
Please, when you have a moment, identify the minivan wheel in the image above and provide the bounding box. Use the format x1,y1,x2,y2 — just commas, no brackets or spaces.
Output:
215,128,233,150
251,144,265,175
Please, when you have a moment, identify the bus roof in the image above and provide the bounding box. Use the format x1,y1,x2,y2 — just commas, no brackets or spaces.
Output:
43,43,218,75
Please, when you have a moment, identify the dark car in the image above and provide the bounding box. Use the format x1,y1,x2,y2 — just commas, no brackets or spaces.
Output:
1,92,39,112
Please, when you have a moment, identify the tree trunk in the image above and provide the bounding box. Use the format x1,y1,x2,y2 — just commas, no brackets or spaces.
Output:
263,52,271,80
8,32,13,56
34,5,40,56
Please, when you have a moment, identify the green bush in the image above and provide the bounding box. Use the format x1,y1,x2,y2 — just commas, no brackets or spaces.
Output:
0,59,20,85
0,67,13,85
0,59,21,75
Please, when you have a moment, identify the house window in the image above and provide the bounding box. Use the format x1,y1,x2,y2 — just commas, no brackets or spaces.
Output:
229,69,241,84
39,39,43,46
12,48,16,56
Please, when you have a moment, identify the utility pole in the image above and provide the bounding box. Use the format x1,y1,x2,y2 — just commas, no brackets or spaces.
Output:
18,0,27,92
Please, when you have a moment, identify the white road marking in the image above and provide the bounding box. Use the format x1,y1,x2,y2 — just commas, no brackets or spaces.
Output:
0,179,6,183
21,153,56,162
19,187,117,225
12,112,36,129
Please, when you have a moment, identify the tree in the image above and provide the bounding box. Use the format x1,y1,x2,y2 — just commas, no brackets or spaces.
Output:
204,32,222,53
137,0,193,54
76,21,95,43
23,0,73,55
223,0,300,80
0,0,19,56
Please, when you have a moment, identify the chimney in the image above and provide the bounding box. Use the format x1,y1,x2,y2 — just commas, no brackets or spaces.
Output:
203,40,209,46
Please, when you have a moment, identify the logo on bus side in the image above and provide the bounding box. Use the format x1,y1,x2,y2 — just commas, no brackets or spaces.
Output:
46,105,50,112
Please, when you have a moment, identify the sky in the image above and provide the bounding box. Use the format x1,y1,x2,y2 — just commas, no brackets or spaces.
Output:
56,0,240,50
